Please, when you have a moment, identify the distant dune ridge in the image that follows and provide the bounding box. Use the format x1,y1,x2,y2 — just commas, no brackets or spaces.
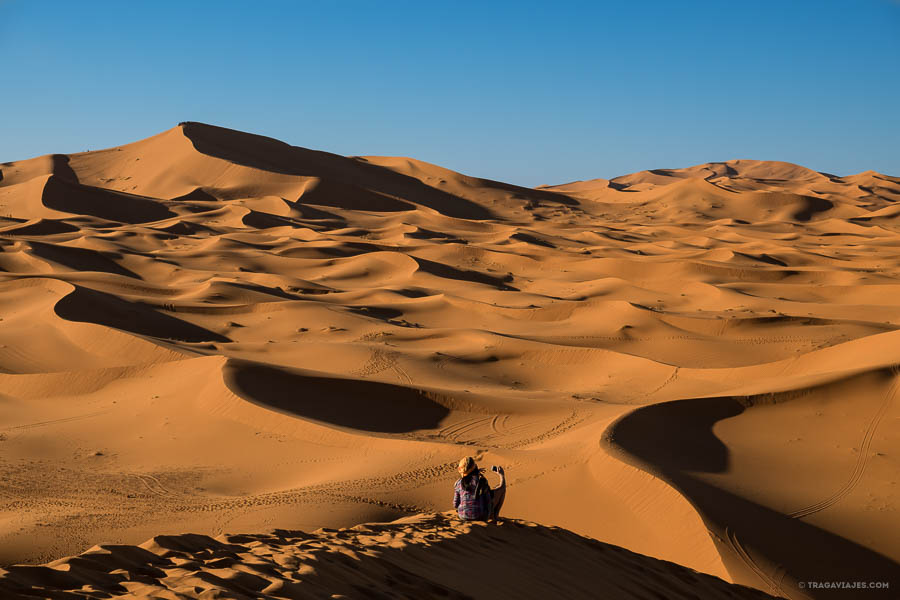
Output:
0,123,898,599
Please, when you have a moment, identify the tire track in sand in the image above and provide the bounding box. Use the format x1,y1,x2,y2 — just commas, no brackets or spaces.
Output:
2,409,110,431
787,372,897,520
723,526,788,598
127,473,176,497
505,409,587,449
438,416,494,443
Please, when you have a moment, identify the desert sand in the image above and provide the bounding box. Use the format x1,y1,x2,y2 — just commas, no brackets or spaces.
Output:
0,122,897,598
0,512,778,600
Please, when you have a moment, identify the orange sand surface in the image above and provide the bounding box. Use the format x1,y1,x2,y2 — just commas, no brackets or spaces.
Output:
0,123,898,598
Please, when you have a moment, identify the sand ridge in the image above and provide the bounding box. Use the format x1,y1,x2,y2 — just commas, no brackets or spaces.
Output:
0,513,780,600
1,123,898,598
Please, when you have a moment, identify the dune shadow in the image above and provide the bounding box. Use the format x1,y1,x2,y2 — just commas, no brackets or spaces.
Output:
680,476,899,599
50,154,79,183
240,209,299,230
221,280,300,301
223,362,450,433
28,241,141,279
42,176,176,224
413,257,518,291
608,180,641,192
792,196,834,222
283,202,348,224
347,305,404,321
153,220,215,236
1,219,80,236
170,187,219,202
706,162,740,178
298,178,415,212
608,397,743,473
608,396,900,599
180,122,494,220
55,285,230,343
735,252,788,267
511,231,556,249
407,228,464,242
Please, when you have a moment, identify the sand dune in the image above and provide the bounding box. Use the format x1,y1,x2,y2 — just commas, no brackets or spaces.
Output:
1,123,898,598
0,512,779,600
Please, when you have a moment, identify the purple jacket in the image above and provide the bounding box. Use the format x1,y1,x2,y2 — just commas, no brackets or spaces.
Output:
453,471,491,520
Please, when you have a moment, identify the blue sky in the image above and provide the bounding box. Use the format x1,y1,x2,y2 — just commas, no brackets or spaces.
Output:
2,0,898,186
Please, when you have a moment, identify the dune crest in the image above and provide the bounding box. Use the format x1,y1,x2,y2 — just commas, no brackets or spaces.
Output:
1,124,899,598
0,512,779,600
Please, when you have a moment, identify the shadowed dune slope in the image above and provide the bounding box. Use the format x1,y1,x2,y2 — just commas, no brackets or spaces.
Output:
606,367,900,599
1,124,899,599
0,513,779,600
223,361,450,433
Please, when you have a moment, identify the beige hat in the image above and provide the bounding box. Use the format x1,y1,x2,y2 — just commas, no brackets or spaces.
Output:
458,456,477,475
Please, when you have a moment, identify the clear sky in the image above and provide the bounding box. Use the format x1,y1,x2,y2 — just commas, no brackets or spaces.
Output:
2,0,898,187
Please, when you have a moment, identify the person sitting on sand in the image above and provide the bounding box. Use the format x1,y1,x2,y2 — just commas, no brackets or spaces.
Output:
453,456,506,521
